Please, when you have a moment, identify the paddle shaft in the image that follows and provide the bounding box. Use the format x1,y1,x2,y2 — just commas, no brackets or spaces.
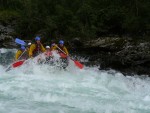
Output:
55,45,68,56
18,49,27,60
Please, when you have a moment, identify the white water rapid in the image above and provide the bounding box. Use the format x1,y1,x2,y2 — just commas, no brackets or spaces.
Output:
0,48,150,113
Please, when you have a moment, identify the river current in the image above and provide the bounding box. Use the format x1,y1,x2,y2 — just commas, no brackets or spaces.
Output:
0,48,150,113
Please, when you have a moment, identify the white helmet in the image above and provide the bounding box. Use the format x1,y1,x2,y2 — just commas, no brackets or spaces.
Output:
28,42,31,46
46,46,50,49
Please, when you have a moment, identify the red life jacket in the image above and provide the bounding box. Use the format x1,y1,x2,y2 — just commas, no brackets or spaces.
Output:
59,53,67,58
45,51,52,57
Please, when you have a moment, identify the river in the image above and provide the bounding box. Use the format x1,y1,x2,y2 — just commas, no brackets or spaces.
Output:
0,48,150,113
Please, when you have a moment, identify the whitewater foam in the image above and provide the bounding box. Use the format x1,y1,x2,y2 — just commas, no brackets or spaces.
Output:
0,49,150,113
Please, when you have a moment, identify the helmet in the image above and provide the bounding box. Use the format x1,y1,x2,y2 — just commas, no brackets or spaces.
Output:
28,42,31,46
46,46,50,49
59,40,64,44
35,36,41,41
21,46,25,50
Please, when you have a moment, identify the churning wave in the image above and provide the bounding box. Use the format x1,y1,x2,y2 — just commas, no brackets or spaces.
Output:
0,48,150,113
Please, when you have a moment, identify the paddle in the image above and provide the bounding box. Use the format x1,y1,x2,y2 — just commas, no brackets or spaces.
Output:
55,45,84,69
15,38,26,46
5,59,26,72
12,60,25,68
5,39,27,71
12,48,27,68
5,50,27,72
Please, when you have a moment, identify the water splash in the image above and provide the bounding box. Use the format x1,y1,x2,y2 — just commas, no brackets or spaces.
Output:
0,49,150,113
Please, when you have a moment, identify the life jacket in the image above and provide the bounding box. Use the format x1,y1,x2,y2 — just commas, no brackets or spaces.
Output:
33,44,42,56
18,50,28,60
57,45,64,53
57,45,67,58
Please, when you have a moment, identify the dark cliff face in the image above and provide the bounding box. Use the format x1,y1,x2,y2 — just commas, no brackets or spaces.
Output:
70,37,150,76
0,23,16,48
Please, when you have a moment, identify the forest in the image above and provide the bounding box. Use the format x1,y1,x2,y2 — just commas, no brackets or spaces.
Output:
0,0,150,40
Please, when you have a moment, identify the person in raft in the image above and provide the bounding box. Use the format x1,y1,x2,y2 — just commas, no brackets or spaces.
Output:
29,36,46,58
15,46,28,61
51,40,69,58
45,46,52,57
44,46,53,64
51,40,69,68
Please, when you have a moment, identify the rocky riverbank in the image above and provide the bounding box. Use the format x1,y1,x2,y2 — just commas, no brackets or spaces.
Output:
70,37,150,76
0,23,16,48
1,22,150,76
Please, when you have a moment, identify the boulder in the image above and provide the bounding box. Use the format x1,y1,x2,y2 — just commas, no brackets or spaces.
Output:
75,37,150,76
0,24,16,48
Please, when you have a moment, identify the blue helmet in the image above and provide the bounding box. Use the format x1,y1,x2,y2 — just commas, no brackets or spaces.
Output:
35,36,41,41
21,46,25,50
59,40,64,44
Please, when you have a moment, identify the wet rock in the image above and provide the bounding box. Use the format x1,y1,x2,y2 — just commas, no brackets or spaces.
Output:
0,24,16,48
70,38,84,48
76,37,150,76
84,37,127,52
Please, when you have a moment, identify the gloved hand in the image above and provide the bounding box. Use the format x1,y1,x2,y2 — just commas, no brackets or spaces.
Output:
51,43,56,47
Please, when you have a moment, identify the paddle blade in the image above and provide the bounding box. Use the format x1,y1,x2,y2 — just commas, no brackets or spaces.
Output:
15,38,26,46
12,60,25,68
74,60,84,69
